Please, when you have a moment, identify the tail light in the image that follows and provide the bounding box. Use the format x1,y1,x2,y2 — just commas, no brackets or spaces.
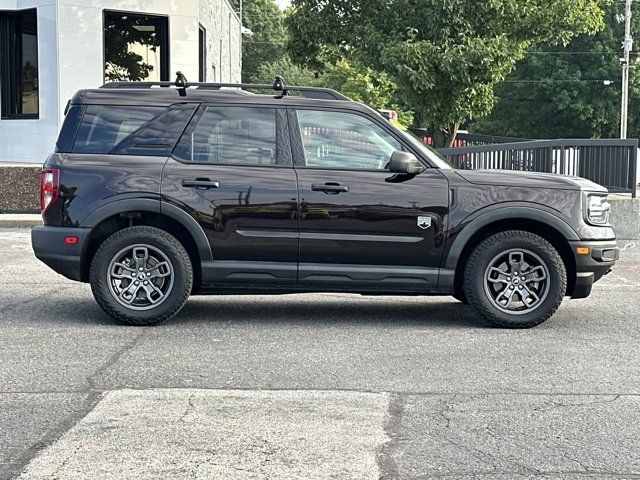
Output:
40,168,60,213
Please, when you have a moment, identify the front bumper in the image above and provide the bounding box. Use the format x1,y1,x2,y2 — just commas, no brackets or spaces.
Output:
569,240,619,299
32,226,91,282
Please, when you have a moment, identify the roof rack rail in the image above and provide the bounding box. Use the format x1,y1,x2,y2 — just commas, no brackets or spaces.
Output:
101,72,351,101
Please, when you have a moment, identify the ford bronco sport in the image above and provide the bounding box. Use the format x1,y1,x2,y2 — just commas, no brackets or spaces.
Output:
31,74,619,328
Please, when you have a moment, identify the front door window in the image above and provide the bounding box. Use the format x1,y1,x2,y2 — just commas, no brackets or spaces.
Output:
295,110,402,171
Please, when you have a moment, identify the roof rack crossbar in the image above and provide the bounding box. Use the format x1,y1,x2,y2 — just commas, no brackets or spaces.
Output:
101,75,350,101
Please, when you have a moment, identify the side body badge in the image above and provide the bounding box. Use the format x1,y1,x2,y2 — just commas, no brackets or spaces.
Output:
417,216,432,230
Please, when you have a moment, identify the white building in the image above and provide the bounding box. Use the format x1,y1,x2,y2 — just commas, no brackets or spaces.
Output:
0,0,242,165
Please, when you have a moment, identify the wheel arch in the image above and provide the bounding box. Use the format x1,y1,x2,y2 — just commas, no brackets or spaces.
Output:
80,199,212,286
447,208,579,297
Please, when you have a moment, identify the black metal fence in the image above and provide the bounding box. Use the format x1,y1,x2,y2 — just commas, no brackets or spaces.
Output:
437,139,639,198
409,128,529,147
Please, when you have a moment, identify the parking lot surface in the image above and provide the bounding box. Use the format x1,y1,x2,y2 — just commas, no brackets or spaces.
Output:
1,228,639,479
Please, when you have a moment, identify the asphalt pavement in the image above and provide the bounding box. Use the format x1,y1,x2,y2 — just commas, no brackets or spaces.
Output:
1,228,639,479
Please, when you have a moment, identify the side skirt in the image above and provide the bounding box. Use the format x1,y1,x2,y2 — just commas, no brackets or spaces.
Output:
200,260,454,295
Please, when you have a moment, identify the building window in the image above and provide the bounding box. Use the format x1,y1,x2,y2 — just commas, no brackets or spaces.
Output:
0,9,39,119
104,11,169,82
199,25,206,82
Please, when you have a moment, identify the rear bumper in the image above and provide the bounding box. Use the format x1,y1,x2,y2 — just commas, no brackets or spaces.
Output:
569,240,619,299
31,226,91,282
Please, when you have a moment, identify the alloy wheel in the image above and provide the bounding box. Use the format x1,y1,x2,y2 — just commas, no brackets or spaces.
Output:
483,249,551,315
107,244,175,311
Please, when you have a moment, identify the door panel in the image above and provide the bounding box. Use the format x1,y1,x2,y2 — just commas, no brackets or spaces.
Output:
290,108,450,289
297,169,449,266
162,105,298,285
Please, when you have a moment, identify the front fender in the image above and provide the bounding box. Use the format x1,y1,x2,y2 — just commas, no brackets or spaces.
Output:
444,206,579,270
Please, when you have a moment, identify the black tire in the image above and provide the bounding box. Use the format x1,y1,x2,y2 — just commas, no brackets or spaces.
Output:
90,226,193,326
463,230,566,329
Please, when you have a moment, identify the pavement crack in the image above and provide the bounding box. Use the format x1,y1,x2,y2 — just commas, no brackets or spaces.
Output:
558,448,592,472
85,328,149,391
11,391,103,479
378,393,404,480
438,394,456,430
429,395,543,475
179,392,196,423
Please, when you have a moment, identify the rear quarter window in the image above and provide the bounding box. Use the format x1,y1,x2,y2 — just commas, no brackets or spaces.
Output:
55,105,85,153
72,104,196,156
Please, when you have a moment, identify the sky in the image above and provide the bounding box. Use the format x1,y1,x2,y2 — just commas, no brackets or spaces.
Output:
275,0,291,9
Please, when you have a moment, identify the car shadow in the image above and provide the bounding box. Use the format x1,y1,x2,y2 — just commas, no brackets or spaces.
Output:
171,295,490,329
2,295,491,329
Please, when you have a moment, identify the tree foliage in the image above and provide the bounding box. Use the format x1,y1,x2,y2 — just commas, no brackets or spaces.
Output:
241,0,413,123
241,0,288,82
255,58,414,124
472,2,640,139
287,0,608,146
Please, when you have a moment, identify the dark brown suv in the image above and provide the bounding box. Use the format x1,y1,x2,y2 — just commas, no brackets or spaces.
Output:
31,75,619,328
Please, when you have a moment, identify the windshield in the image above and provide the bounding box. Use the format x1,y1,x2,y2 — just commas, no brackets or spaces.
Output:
388,120,454,169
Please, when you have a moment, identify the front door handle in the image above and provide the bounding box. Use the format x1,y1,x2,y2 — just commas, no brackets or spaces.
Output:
311,183,349,194
182,178,220,189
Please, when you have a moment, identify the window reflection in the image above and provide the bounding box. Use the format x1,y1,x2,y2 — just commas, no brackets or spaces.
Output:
104,11,169,82
176,107,278,166
297,110,401,170
74,106,162,154
0,9,39,118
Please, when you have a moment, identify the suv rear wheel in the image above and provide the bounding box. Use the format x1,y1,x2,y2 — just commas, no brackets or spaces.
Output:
463,230,567,328
90,226,193,325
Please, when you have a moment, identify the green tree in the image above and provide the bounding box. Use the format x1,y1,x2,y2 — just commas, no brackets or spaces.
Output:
321,61,414,125
254,56,318,86
241,0,288,83
287,0,608,147
472,2,640,139
255,57,414,123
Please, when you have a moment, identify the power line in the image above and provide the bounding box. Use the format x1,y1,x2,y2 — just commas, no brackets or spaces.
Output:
502,79,614,84
243,39,640,56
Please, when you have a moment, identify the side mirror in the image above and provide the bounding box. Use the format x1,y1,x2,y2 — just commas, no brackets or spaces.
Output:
388,151,425,175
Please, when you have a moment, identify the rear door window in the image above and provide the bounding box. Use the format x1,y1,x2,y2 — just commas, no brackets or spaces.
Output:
72,104,196,156
173,106,286,166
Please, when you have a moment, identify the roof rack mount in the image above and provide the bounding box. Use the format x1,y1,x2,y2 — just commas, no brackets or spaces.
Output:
101,72,350,101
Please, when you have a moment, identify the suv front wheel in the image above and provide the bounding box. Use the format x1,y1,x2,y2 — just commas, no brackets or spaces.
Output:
463,230,567,328
90,226,193,325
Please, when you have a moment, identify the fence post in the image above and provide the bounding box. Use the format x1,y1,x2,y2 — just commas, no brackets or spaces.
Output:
631,140,638,199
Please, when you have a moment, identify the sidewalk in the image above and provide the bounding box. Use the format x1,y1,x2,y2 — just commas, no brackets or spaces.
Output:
0,214,42,228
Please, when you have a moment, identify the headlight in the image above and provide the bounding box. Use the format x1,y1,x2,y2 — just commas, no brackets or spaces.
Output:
585,194,611,226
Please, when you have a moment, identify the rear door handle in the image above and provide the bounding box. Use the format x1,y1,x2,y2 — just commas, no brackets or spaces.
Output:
311,183,349,193
182,178,220,189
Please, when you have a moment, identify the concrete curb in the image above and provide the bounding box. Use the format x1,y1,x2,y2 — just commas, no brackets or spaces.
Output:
0,215,42,228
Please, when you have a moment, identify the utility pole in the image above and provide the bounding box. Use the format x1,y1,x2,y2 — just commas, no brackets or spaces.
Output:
240,0,243,80
621,0,633,139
